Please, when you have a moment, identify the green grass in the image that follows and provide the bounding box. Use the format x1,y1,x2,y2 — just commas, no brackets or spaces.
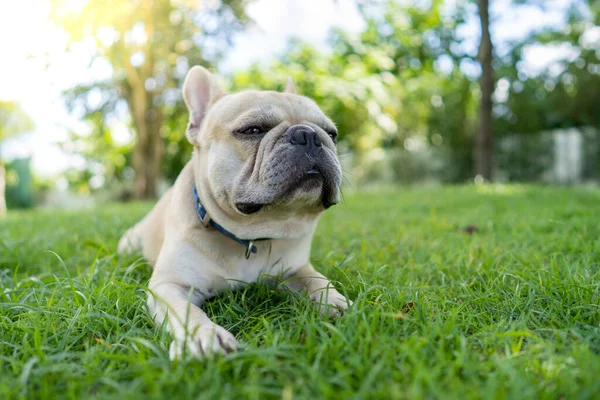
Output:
1,185,600,399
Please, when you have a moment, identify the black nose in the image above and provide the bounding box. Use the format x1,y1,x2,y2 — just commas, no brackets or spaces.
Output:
288,125,322,148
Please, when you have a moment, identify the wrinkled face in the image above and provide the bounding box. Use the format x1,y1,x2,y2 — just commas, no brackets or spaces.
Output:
198,91,342,217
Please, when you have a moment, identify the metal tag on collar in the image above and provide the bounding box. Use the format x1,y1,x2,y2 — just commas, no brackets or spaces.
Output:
199,212,211,227
245,241,255,259
196,201,212,227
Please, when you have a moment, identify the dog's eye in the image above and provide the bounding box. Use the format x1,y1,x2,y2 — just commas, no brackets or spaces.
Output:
326,129,338,142
238,126,264,135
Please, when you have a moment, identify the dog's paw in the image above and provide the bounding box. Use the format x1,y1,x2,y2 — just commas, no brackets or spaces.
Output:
117,229,141,255
310,288,353,317
169,323,238,360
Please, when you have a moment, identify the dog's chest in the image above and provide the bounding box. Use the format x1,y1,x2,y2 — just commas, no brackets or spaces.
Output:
224,240,308,288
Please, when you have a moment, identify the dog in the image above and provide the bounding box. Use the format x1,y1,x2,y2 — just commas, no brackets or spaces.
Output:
118,66,351,359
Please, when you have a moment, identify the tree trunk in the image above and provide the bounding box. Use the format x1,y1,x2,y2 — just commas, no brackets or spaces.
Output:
0,163,6,217
476,0,494,181
126,5,162,200
133,112,163,200
129,92,163,200
124,49,162,199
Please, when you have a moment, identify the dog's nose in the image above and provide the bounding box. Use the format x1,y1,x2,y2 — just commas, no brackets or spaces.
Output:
288,125,322,148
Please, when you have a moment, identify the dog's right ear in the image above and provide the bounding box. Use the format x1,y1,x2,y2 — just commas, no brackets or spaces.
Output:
183,66,227,146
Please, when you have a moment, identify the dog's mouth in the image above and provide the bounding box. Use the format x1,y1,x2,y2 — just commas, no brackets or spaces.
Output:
234,202,265,214
235,167,336,215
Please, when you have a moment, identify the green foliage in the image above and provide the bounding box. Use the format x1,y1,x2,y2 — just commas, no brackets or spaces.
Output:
2,186,600,398
160,103,194,183
494,0,600,135
49,0,600,190
51,0,250,194
60,92,134,194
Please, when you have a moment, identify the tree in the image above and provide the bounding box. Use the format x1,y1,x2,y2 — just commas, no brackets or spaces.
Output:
475,0,494,181
51,0,250,199
0,101,34,216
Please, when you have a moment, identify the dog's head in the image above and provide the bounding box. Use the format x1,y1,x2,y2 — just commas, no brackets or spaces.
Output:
183,66,342,239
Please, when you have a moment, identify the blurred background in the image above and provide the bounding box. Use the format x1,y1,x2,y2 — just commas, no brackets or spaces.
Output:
0,0,599,213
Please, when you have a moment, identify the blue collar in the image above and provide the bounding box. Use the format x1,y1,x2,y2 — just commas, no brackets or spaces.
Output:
193,185,266,259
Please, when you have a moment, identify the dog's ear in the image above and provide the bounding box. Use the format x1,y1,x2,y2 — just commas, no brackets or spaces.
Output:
284,76,298,94
183,66,227,145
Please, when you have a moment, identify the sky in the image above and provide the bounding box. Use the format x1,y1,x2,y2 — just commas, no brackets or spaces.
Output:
0,0,578,178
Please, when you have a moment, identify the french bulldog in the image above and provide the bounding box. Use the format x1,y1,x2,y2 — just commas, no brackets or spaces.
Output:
118,66,351,359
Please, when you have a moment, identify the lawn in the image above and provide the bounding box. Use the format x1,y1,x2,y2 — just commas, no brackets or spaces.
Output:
1,185,599,399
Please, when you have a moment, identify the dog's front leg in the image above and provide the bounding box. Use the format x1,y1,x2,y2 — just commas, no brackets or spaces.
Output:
148,280,237,360
284,264,352,317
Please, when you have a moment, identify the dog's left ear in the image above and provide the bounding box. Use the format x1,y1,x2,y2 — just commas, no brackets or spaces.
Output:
183,66,227,146
284,76,298,94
